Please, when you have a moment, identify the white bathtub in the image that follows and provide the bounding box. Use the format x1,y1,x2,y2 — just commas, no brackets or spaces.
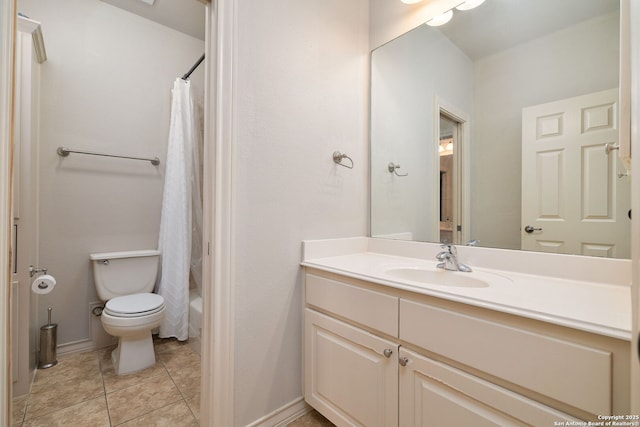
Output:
189,289,202,339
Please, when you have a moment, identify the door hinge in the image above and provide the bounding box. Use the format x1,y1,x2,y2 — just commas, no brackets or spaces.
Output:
12,224,17,274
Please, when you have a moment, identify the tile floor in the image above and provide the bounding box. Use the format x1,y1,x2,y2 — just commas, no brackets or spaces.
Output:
12,337,336,427
287,410,334,427
12,337,201,426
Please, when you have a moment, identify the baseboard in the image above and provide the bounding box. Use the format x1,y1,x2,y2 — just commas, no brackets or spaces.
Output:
55,339,97,356
246,396,312,427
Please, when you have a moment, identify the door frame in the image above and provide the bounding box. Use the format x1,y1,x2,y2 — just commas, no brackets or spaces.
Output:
433,96,470,245
202,0,236,426
628,0,640,412
0,0,15,424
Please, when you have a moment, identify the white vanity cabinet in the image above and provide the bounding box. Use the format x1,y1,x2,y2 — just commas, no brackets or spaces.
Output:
397,347,580,426
303,268,630,426
304,273,400,426
305,309,399,427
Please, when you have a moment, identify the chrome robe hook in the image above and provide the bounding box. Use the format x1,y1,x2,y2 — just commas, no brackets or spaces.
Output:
388,162,408,176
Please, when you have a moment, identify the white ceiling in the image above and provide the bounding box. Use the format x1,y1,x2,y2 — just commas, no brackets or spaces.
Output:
438,0,619,60
100,0,205,41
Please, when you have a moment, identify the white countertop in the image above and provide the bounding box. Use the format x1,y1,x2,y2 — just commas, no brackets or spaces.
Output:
302,251,631,341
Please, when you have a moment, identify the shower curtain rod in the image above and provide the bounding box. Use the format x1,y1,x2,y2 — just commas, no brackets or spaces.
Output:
182,53,205,80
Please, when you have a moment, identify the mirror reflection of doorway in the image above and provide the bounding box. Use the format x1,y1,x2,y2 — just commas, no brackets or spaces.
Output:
439,114,459,244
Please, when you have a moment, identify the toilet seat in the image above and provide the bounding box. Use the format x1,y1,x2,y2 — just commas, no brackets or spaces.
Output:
104,293,165,318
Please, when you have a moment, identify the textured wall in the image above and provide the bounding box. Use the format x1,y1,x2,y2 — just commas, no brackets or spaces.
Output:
232,0,369,425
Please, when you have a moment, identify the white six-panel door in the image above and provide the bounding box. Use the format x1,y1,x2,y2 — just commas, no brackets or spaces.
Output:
521,88,630,258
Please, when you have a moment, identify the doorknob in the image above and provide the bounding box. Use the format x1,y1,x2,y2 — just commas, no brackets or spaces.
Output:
605,143,620,155
524,225,542,234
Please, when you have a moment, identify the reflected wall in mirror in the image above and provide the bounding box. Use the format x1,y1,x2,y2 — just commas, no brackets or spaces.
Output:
370,0,630,258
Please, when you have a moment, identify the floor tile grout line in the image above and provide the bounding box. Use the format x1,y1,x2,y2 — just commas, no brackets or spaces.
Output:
185,395,200,425
97,350,115,427
112,396,188,427
15,392,29,426
158,345,200,424
162,355,193,418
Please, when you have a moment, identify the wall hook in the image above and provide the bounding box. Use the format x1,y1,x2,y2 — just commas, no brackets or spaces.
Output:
29,265,48,277
333,151,354,169
388,162,408,177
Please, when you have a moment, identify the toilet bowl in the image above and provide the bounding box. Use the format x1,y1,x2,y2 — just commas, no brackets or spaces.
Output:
101,292,165,375
90,250,164,375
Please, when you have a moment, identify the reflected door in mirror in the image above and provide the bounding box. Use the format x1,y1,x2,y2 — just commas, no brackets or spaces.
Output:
521,88,630,258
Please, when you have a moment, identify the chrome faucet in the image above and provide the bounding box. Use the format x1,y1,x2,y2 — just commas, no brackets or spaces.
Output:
436,244,472,272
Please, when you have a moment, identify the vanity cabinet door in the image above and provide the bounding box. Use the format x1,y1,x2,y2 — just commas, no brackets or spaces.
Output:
398,348,581,427
304,309,398,427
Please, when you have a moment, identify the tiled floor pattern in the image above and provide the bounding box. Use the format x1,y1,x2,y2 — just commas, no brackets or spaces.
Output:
12,337,201,426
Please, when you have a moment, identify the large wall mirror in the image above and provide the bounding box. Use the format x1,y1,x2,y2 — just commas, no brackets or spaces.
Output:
370,0,630,259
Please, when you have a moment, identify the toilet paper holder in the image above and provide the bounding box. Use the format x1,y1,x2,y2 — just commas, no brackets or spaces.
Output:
29,265,48,277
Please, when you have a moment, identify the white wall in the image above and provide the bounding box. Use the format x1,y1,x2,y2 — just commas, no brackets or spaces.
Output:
232,0,369,425
371,24,473,242
18,0,204,347
369,0,460,49
471,12,620,249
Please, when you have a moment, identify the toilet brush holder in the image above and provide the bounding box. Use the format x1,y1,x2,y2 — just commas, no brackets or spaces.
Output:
38,307,58,369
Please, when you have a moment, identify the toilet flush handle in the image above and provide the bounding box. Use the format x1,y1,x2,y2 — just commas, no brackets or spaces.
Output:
101,260,109,265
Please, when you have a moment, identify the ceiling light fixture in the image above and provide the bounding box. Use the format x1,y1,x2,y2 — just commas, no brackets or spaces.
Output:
426,9,453,27
439,139,454,156
455,0,485,11
401,0,423,4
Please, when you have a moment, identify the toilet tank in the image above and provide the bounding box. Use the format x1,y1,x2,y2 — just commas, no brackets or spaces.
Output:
90,249,161,301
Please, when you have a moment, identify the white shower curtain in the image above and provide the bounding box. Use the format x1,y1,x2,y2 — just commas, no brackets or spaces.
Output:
157,78,202,341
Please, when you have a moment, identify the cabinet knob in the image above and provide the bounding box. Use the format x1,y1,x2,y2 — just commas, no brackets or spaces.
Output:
398,356,409,367
383,348,393,358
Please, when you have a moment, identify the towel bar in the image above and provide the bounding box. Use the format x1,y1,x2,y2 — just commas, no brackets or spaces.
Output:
57,147,160,166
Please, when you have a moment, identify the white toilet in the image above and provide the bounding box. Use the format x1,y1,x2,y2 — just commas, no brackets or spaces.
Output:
90,249,165,375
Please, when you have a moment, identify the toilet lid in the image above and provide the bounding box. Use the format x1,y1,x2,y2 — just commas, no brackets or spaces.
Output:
104,293,165,317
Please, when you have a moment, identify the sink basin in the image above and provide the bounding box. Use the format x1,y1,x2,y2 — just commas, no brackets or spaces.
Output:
384,267,490,288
